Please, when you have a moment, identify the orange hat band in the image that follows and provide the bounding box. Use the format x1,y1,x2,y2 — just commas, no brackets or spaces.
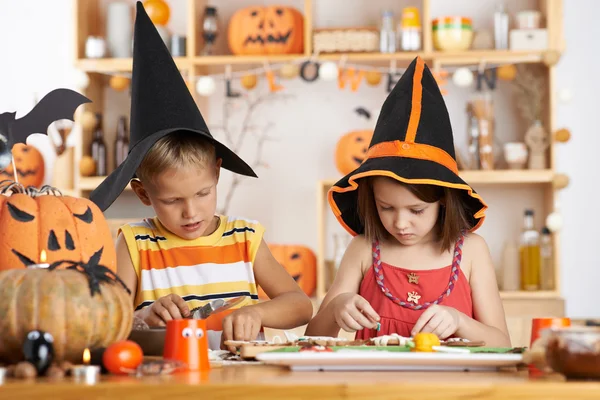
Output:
365,140,458,174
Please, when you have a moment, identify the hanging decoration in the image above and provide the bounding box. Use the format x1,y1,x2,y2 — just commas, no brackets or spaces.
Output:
319,61,338,82
90,52,525,100
476,61,497,91
196,76,216,97
241,74,258,90
337,55,365,92
497,64,517,81
386,60,402,93
452,67,474,87
264,61,284,92
433,69,449,95
365,70,382,86
280,63,300,79
224,65,241,98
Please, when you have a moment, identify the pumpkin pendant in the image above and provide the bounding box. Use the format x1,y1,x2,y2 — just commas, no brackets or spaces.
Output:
23,330,54,375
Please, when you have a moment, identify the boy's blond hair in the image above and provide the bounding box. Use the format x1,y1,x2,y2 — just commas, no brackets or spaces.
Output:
136,131,217,183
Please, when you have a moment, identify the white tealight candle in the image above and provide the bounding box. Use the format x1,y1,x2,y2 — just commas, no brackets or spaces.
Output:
72,365,100,385
73,348,100,385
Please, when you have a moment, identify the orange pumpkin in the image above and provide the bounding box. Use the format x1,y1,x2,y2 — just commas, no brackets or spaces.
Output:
0,181,116,271
142,0,170,25
259,244,316,299
0,266,133,363
334,130,373,175
0,144,45,188
228,6,304,55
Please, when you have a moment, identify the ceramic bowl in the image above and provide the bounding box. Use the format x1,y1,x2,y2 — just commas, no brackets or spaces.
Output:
432,17,473,51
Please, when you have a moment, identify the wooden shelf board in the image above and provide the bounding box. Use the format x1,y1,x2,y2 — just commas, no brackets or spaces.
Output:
320,170,554,189
500,290,561,299
79,176,132,191
75,57,189,72
75,49,549,72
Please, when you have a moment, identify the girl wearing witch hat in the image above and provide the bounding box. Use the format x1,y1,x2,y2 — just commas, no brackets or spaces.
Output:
306,57,510,347
89,2,312,350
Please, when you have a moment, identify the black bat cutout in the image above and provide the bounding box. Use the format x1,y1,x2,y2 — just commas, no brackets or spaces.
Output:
354,107,371,120
0,88,91,170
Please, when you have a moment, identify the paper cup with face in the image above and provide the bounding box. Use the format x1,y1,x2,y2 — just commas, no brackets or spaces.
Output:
163,319,210,371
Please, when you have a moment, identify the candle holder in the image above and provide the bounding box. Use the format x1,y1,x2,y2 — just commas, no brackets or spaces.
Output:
72,364,100,385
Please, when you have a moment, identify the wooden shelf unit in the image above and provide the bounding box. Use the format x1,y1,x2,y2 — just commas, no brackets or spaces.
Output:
71,0,566,347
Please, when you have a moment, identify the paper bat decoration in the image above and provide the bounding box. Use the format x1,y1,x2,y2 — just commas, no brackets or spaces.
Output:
0,88,91,169
354,106,371,120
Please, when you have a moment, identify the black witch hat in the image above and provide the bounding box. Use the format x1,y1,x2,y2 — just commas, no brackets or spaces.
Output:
329,56,487,236
90,1,256,211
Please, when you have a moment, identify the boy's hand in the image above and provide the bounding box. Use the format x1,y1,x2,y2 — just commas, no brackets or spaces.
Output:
139,294,190,327
411,305,461,339
332,293,380,332
221,307,263,353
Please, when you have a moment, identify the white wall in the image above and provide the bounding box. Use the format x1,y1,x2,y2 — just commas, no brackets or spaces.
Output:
0,0,598,318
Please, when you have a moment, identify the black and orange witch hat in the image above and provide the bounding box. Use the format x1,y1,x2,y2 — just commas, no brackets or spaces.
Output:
329,56,487,236
89,2,256,211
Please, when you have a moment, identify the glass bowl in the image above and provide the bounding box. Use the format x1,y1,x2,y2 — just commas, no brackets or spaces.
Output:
544,327,600,379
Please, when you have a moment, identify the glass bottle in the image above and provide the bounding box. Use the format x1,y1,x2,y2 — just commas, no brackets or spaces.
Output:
519,209,541,291
90,113,107,176
114,116,129,169
540,227,554,290
379,10,396,53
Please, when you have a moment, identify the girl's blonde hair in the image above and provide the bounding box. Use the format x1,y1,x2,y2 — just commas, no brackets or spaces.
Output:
356,177,471,252
136,131,217,183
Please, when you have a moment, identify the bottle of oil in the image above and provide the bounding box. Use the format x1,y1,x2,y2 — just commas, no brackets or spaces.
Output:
540,227,554,290
520,209,540,290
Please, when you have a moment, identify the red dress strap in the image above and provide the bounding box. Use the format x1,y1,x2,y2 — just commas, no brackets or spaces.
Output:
372,234,465,311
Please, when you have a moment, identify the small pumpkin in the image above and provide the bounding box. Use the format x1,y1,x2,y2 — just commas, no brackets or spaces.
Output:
259,244,316,299
0,181,116,271
142,0,170,25
0,253,133,364
334,130,373,175
228,6,304,55
0,144,45,188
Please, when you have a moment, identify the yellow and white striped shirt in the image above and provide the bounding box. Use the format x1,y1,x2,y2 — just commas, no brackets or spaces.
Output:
119,215,264,348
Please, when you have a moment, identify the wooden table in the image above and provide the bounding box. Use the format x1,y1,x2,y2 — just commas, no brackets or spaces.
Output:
2,364,600,399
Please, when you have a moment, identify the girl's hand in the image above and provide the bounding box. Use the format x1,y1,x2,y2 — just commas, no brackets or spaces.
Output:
139,294,190,327
411,305,461,339
332,293,380,332
222,307,263,352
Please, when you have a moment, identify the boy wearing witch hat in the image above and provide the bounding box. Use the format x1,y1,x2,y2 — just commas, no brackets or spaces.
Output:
90,2,312,350
306,57,510,347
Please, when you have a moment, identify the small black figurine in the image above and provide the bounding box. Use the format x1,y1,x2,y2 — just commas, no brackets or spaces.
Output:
23,330,55,375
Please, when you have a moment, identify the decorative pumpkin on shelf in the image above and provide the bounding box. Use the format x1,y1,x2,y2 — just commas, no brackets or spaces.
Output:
258,244,316,299
0,144,45,188
228,6,304,55
0,251,133,364
334,130,373,175
0,181,116,271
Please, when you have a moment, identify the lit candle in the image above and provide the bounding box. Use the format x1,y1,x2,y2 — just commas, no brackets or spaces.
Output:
29,250,49,269
72,348,100,385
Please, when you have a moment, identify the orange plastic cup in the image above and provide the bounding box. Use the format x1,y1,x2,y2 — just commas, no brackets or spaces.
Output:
163,319,210,371
530,317,571,346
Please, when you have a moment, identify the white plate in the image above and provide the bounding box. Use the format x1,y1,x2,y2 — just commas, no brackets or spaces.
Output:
256,349,523,372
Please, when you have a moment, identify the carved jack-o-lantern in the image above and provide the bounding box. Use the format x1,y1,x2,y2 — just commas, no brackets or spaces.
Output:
259,244,316,299
0,181,117,271
0,144,45,188
228,6,304,55
335,130,374,175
